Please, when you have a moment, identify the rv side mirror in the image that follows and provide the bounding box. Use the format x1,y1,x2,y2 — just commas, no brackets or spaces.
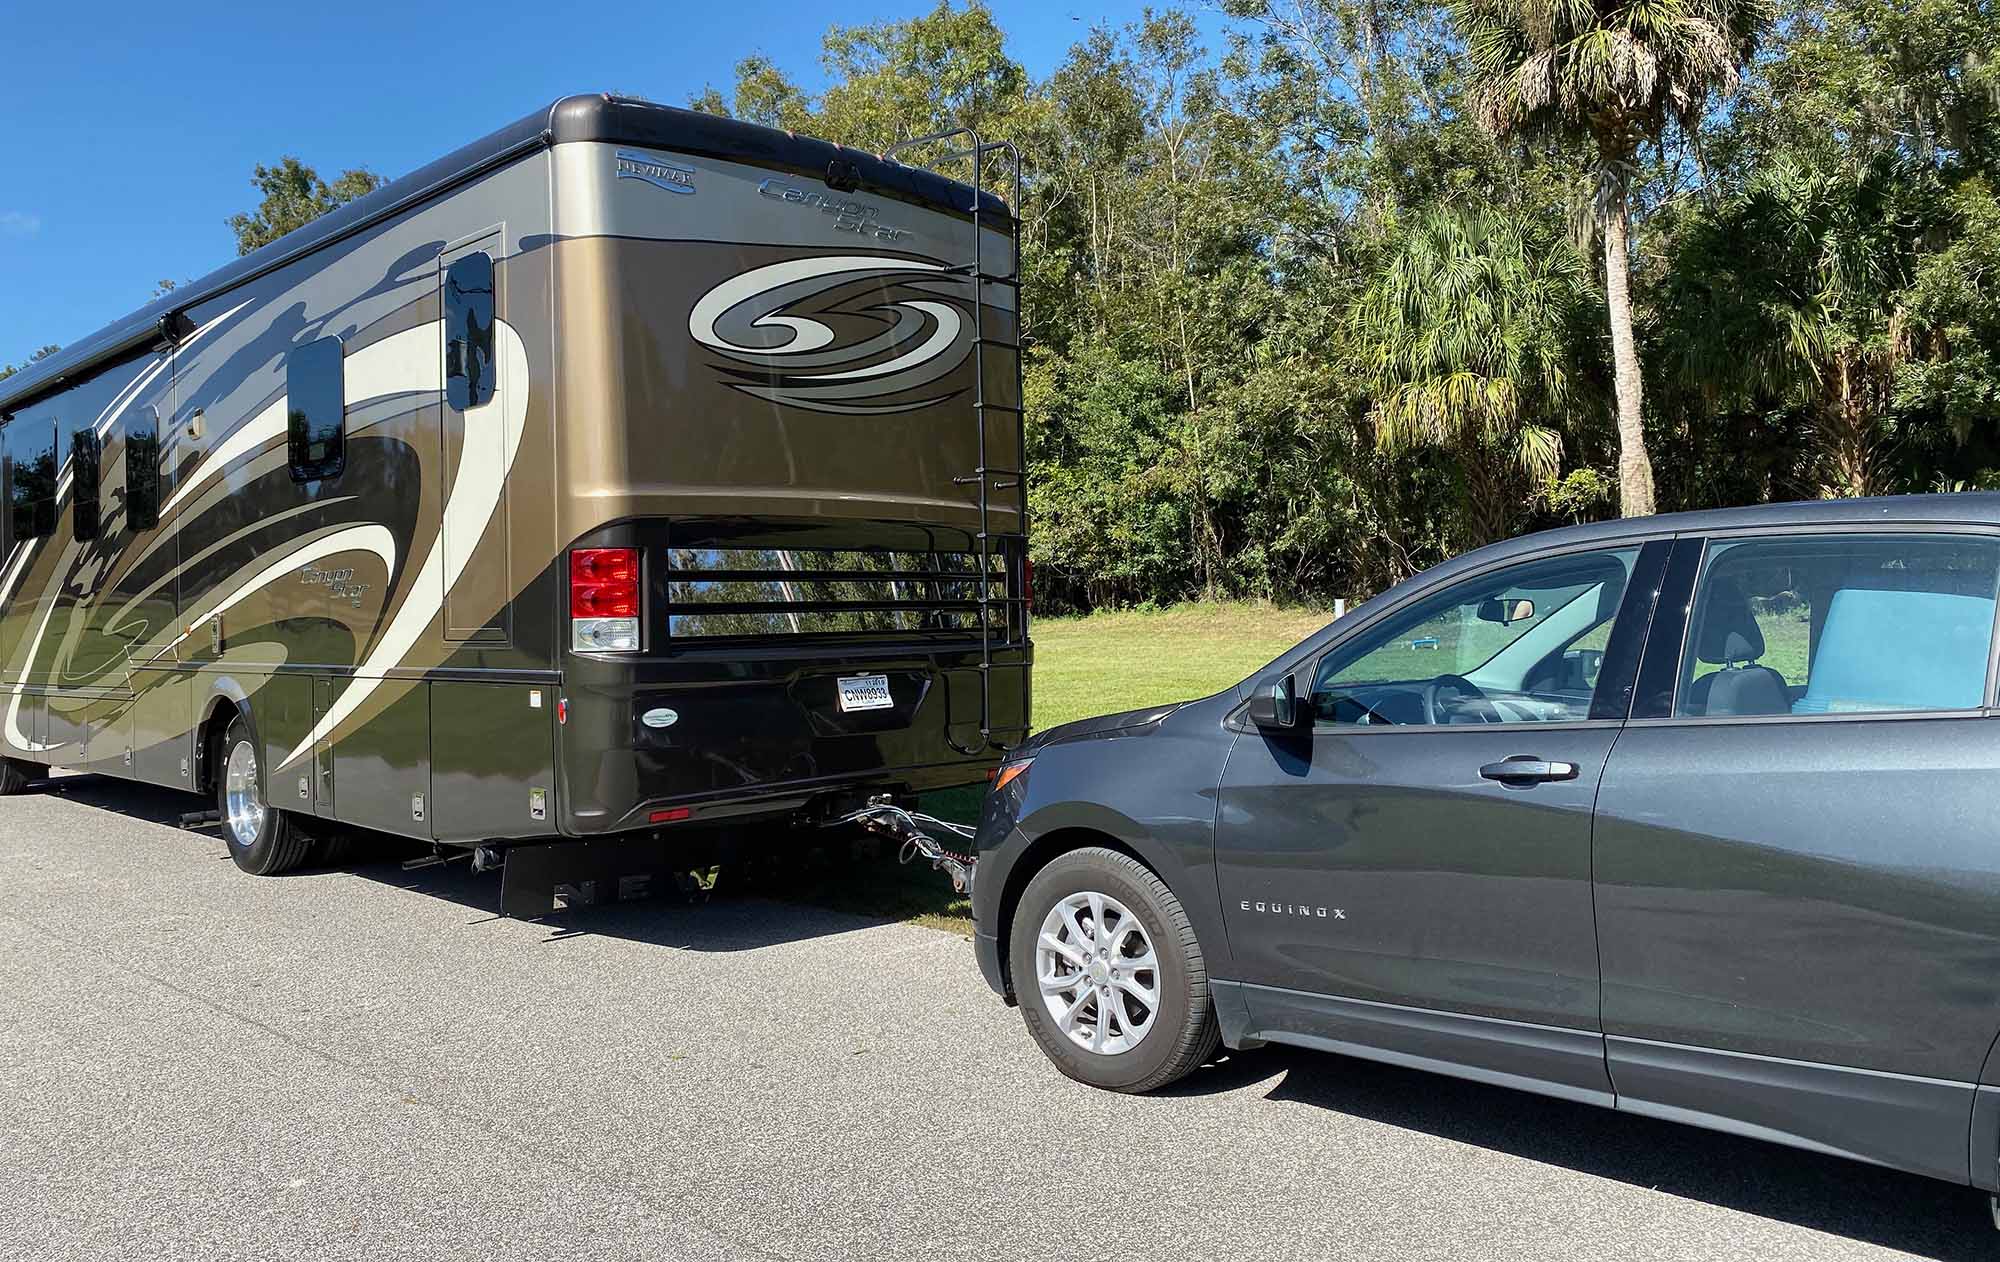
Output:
1477,596,1535,625
1247,674,1303,731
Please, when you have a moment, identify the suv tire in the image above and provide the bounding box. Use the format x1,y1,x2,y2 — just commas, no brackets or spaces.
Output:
1008,846,1220,1092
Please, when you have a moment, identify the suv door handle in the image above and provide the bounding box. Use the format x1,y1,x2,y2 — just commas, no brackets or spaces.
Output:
1480,757,1579,784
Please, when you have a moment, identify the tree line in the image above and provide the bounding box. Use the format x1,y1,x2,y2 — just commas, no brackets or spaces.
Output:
695,0,1995,611
9,0,1995,613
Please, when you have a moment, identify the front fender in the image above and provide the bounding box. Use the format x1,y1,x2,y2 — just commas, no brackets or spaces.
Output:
981,692,1239,983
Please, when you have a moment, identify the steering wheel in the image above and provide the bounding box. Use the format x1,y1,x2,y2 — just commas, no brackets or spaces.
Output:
1423,674,1505,725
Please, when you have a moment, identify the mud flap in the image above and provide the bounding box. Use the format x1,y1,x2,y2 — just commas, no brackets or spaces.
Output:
499,838,679,918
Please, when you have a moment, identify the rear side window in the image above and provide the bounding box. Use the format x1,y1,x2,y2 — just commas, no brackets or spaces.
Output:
287,336,346,482
1676,534,2000,717
443,252,496,411
126,405,161,531
71,426,100,541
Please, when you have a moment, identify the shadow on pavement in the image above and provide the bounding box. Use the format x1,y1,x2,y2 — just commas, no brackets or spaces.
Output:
36,772,947,955
36,774,1983,1255
1168,1043,1988,1261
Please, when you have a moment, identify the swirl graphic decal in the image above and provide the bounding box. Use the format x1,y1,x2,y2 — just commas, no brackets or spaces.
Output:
688,255,974,415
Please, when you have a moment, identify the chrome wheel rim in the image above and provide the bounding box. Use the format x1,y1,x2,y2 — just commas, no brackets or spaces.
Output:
1035,890,1160,1055
223,739,265,848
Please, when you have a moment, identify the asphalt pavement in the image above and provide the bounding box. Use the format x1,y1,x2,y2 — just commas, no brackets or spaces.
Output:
1,773,1991,1261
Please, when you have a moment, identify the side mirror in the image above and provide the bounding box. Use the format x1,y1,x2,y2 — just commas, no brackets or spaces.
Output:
1247,674,1303,731
1477,596,1536,625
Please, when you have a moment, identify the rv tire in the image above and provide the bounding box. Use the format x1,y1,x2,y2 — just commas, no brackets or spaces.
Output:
217,713,312,876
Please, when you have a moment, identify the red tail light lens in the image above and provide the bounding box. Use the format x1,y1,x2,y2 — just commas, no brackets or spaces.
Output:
571,548,641,652
571,548,639,618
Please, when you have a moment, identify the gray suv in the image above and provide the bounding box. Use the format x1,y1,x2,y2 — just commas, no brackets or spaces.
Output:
971,495,2000,1201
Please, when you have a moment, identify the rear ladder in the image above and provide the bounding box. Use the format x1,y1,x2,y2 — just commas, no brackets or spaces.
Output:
881,127,1029,754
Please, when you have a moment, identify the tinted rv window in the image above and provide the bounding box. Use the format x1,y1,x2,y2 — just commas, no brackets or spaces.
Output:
287,337,345,482
72,426,101,541
444,252,496,410
126,405,160,531
6,419,57,538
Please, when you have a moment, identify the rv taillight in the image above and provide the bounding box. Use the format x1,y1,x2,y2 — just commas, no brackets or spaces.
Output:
571,547,640,652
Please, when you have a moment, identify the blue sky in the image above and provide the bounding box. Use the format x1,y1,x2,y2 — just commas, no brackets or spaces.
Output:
0,0,1226,369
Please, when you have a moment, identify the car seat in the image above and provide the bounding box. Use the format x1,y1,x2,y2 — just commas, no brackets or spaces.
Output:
1684,579,1790,716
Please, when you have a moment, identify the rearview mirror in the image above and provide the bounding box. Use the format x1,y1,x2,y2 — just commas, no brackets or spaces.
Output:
1247,674,1303,731
1477,596,1536,625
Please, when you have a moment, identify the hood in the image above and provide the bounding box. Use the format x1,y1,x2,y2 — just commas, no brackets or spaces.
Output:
1027,701,1186,752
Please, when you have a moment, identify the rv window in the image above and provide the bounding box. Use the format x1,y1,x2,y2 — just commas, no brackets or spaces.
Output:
5,419,57,539
443,252,496,410
72,426,101,542
287,336,346,482
127,405,161,531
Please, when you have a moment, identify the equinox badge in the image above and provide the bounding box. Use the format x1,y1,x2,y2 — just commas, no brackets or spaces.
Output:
1243,900,1345,919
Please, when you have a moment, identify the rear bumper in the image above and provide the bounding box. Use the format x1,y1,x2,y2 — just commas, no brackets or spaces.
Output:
557,640,1029,836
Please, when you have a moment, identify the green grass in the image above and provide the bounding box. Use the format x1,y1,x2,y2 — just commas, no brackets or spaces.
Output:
758,601,1334,933
1030,602,1336,730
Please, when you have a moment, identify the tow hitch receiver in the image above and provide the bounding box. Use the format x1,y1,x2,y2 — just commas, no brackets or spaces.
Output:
842,800,979,896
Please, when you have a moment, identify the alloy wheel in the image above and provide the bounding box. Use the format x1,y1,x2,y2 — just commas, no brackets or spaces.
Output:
223,739,266,849
1035,890,1160,1055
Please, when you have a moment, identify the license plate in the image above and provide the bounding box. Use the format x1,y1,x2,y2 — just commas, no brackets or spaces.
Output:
837,674,894,712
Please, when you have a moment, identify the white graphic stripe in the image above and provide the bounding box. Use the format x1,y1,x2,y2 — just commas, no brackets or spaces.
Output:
3,543,75,753
276,318,528,772
145,523,397,662
163,321,444,518
53,300,250,501
0,546,31,617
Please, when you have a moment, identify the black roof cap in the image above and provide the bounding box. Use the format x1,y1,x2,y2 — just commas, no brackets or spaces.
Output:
1,94,1012,414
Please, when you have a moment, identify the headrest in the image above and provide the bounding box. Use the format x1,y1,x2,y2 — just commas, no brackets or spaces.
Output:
1696,577,1765,664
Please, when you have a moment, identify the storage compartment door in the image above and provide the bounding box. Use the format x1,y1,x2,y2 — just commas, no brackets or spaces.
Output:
430,680,555,842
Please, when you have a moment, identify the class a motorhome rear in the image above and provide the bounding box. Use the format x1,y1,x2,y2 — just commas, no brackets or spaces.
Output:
0,95,1031,911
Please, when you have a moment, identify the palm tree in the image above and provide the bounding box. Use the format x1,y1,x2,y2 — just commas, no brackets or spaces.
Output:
1451,0,1773,516
1655,153,1926,498
1352,207,1600,544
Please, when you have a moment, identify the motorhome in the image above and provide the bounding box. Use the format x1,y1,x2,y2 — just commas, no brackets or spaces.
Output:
0,95,1030,912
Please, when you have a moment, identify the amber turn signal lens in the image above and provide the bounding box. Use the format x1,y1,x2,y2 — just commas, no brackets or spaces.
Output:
991,759,1033,794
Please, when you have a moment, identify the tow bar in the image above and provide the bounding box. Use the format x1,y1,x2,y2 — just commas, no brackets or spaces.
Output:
839,799,979,897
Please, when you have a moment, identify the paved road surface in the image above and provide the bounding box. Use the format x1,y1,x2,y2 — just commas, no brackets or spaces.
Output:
0,774,1989,1261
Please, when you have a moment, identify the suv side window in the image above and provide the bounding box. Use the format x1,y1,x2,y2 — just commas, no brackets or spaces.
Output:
1675,533,2000,717
1311,546,1641,726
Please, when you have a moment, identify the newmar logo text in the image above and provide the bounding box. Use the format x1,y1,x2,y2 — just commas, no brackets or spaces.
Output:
1243,900,1345,919
616,151,696,195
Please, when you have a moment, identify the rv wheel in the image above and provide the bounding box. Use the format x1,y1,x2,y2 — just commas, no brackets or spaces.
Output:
216,713,312,876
